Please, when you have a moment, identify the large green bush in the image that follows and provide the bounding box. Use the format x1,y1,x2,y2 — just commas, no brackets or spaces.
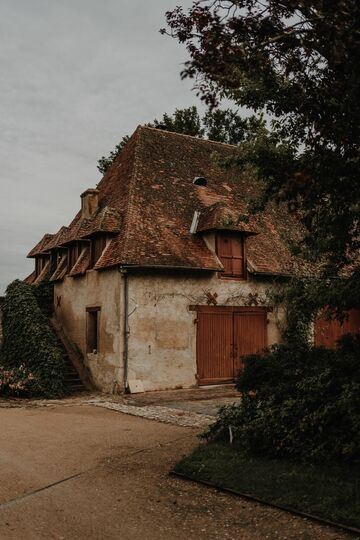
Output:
205,335,360,464
0,280,66,398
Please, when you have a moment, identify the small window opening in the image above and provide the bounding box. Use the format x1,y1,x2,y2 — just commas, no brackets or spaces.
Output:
216,233,246,279
193,176,207,187
35,256,48,277
90,235,107,268
86,307,100,353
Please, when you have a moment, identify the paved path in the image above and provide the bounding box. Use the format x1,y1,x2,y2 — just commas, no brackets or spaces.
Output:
0,404,355,540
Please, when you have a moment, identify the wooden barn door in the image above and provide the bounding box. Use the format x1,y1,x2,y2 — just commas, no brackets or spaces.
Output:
314,309,360,348
233,310,267,378
197,307,267,385
196,308,234,385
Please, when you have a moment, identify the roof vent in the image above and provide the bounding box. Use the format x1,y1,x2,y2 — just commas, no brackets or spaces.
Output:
193,176,207,187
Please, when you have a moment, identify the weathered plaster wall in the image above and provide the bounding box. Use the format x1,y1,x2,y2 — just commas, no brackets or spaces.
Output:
127,271,283,392
53,264,284,394
54,269,123,393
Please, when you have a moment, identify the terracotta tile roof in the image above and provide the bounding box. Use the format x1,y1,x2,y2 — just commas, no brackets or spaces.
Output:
28,125,312,277
60,207,121,245
197,202,259,235
27,234,54,257
44,226,69,251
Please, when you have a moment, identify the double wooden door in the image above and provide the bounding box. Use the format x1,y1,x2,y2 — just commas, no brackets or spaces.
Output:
196,306,267,385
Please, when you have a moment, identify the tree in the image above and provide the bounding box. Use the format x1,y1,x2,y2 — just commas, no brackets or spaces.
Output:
97,106,264,174
97,135,130,175
163,1,360,282
203,109,265,145
151,105,204,137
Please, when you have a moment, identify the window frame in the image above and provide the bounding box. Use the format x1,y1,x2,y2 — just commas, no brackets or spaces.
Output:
68,242,81,273
89,235,108,269
86,306,101,354
215,233,247,281
35,255,49,278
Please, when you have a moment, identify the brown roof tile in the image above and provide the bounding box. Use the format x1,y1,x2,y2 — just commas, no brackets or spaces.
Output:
28,126,312,277
27,234,54,257
43,226,69,252
197,202,259,235
60,207,121,245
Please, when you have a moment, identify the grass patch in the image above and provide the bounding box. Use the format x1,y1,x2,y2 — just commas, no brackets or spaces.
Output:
174,442,360,529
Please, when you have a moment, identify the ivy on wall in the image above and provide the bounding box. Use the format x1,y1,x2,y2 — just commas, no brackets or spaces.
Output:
0,280,66,398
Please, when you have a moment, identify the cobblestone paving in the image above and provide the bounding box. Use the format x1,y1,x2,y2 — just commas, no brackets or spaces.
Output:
87,398,214,428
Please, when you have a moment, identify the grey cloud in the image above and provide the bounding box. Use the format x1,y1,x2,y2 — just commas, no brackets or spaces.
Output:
0,0,199,293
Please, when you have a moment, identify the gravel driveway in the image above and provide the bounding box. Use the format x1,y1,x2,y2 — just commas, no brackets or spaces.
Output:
0,403,355,540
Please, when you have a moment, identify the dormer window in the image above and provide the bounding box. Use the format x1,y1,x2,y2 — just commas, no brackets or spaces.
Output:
216,233,246,279
68,242,82,273
90,235,107,268
35,256,49,278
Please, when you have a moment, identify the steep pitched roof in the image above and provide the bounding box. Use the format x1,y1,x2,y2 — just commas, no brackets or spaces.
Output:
28,126,310,276
27,234,54,257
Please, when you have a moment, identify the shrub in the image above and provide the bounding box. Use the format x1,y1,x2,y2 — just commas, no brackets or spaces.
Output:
0,365,38,397
0,280,66,398
205,335,360,464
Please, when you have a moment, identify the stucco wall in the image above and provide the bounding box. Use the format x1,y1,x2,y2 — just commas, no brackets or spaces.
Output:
53,266,284,394
127,271,283,392
54,269,123,393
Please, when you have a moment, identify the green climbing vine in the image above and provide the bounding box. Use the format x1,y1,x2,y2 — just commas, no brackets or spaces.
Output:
0,280,66,398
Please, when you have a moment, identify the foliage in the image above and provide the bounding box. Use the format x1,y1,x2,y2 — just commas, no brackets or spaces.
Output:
175,443,360,528
33,275,55,317
0,365,37,397
269,272,360,344
205,336,360,464
0,280,66,398
97,106,264,174
97,135,130,175
163,1,360,277
203,108,265,145
151,105,204,138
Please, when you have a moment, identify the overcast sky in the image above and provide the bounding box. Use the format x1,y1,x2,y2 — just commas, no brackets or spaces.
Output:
0,0,201,294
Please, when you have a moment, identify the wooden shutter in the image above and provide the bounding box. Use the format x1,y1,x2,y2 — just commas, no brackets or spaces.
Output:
68,243,80,271
90,236,107,268
216,234,245,278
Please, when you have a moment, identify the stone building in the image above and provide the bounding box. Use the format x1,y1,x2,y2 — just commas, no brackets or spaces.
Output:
25,126,355,393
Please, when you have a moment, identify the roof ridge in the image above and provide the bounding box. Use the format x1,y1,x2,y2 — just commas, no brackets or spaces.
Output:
140,125,238,150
